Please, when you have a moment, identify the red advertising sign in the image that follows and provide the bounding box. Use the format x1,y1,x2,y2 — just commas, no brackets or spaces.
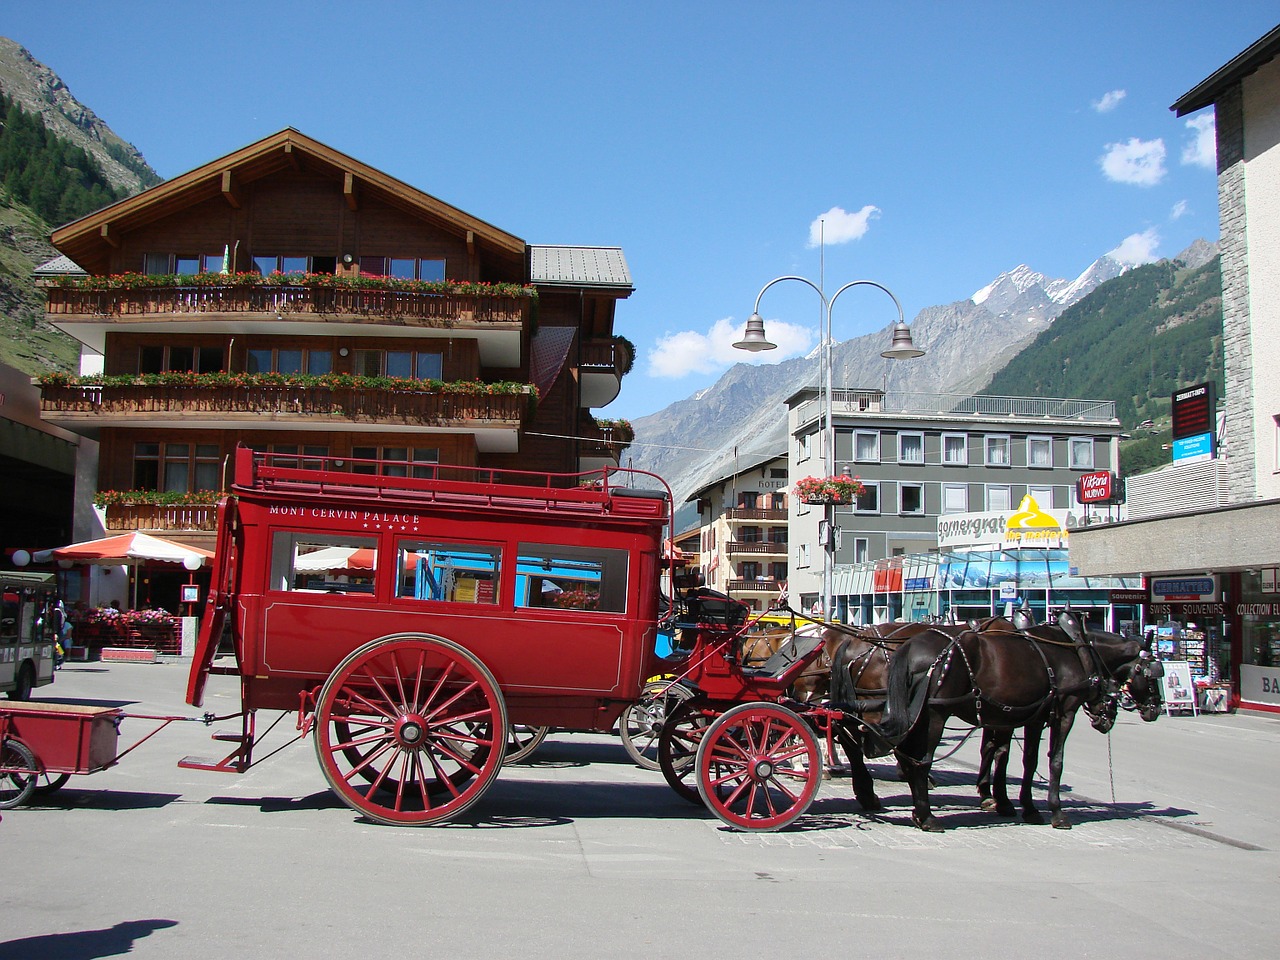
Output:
1076,471,1115,503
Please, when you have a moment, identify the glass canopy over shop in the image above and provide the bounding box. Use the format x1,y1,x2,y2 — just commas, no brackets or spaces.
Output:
833,547,1144,629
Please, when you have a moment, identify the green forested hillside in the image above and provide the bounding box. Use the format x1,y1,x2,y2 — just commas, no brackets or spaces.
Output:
981,257,1223,476
0,93,155,374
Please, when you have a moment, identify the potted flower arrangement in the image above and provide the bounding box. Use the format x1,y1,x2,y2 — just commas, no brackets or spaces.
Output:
794,474,863,505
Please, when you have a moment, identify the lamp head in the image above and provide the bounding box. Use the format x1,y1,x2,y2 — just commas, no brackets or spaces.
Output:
881,321,924,359
733,314,777,353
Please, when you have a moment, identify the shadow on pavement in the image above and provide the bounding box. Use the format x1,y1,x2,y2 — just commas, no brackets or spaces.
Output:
0,918,177,960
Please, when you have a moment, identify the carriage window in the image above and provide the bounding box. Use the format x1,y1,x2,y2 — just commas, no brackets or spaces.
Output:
270,532,378,594
393,540,501,604
515,544,629,613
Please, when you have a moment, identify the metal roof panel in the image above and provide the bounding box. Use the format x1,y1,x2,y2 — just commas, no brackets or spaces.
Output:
530,246,633,288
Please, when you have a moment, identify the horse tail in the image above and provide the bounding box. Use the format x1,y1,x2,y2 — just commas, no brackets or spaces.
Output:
829,639,855,705
874,641,933,747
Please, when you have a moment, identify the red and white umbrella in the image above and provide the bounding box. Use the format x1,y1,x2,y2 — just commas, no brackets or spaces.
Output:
51,532,213,567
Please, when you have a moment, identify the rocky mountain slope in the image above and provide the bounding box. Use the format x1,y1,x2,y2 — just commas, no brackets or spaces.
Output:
628,245,1217,508
0,37,158,194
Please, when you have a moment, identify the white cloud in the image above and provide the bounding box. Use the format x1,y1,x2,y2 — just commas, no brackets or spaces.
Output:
1092,89,1126,113
806,205,879,248
1181,114,1216,168
646,316,814,379
1107,228,1161,266
1170,199,1189,220
1100,138,1167,186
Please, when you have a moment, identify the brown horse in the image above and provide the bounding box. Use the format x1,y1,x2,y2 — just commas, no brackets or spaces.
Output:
874,613,1164,831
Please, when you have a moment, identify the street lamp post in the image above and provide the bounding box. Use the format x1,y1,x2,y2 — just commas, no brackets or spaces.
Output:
734,277,923,622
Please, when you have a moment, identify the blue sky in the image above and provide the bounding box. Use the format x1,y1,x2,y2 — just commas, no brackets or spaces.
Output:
5,2,1276,419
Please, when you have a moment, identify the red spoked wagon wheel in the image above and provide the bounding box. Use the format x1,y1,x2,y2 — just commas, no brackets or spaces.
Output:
694,702,821,832
657,698,718,805
314,634,507,826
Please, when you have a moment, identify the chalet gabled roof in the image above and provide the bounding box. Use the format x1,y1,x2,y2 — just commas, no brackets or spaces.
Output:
50,127,527,273
1171,23,1280,116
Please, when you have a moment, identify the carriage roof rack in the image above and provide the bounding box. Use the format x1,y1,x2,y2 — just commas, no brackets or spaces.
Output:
229,444,672,524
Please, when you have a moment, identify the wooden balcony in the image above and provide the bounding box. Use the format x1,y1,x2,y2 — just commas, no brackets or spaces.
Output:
105,502,219,533
44,283,531,326
725,579,786,593
40,381,531,449
724,507,788,522
726,540,789,556
578,338,631,409
43,282,531,366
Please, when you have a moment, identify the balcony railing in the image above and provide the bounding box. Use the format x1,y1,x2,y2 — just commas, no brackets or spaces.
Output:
726,540,789,556
44,283,531,327
724,507,788,521
725,579,785,593
793,390,1118,428
105,502,219,532
580,337,633,376
41,382,531,426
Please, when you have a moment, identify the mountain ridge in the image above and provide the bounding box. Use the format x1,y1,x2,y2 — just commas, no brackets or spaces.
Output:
628,243,1218,509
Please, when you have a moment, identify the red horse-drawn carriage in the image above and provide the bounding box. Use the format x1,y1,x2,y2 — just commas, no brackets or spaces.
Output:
172,446,833,830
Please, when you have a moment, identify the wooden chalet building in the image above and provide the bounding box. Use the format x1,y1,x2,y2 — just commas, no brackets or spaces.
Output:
37,128,636,557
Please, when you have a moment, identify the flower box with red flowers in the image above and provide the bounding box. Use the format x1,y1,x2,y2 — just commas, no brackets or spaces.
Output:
794,475,863,505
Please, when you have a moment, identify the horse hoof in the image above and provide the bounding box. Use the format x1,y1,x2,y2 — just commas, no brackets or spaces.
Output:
913,815,945,833
1051,816,1072,830
856,795,883,812
1023,810,1045,825
979,798,997,813
996,804,1017,818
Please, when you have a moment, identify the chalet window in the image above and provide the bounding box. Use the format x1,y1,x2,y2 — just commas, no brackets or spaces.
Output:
1029,484,1054,508
350,445,439,478
267,444,329,470
252,255,336,275
768,527,788,544
360,257,446,281
352,349,443,380
769,562,788,580
394,540,502,604
139,345,224,374
740,562,761,581
144,253,225,275
246,347,332,375
739,526,761,543
133,442,220,493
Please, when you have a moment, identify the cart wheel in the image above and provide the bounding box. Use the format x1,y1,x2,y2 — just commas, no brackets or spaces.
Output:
695,702,821,832
34,771,72,796
0,738,37,809
657,698,718,805
620,679,694,770
314,634,507,826
505,725,550,764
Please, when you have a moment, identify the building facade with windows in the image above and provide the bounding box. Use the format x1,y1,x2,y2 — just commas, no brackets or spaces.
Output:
687,452,790,612
785,387,1123,618
1072,26,1280,711
35,129,635,607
